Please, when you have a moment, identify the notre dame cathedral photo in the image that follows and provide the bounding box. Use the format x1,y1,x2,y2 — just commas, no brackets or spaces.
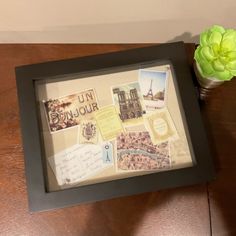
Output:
112,82,145,122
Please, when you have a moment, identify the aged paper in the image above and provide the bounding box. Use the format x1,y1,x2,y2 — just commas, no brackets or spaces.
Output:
144,108,178,144
43,89,99,132
79,120,98,144
94,105,124,141
116,132,170,171
48,143,113,186
139,69,168,110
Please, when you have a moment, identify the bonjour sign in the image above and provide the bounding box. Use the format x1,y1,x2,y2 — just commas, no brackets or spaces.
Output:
43,89,99,132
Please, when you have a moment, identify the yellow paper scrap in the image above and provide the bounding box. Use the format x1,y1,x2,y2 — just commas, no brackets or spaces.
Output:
95,105,124,141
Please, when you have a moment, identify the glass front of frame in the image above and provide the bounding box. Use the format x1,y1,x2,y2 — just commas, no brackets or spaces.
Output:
35,62,195,192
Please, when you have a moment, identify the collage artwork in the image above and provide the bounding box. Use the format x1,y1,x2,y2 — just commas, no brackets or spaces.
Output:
44,68,179,187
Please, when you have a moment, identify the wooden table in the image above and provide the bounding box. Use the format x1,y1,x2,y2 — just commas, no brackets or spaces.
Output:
0,44,235,236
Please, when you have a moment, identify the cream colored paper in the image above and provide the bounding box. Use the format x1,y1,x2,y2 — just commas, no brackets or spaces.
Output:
94,105,124,141
144,108,178,144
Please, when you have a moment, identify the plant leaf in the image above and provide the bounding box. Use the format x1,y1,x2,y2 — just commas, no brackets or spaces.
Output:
200,31,209,46
214,70,232,81
199,60,215,76
209,31,222,45
195,46,209,63
194,46,201,61
219,56,228,65
223,29,236,41
200,46,216,61
221,39,236,53
230,69,236,76
213,59,225,71
227,51,236,61
212,43,220,55
226,60,236,70
210,25,225,34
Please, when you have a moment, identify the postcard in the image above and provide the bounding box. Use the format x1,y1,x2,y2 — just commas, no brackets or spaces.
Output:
94,105,124,141
139,69,168,110
43,89,99,132
143,108,178,144
79,120,98,144
48,142,113,186
111,82,146,126
116,131,171,171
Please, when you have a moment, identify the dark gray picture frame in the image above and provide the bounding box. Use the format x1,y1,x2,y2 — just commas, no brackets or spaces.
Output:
15,42,215,212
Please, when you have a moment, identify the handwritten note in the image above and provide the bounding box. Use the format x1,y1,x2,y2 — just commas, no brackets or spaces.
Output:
48,143,113,186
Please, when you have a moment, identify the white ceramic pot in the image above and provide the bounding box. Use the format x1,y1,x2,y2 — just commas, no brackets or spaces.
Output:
193,61,224,100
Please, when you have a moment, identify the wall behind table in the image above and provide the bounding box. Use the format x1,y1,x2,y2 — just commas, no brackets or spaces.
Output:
0,0,235,43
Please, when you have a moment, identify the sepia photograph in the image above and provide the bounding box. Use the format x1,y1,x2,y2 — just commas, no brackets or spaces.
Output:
43,89,99,132
112,82,146,126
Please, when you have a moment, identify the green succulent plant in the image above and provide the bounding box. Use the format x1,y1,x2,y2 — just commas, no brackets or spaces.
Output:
194,25,236,81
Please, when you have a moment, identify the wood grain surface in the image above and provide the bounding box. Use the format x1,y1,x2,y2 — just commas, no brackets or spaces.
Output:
0,44,235,236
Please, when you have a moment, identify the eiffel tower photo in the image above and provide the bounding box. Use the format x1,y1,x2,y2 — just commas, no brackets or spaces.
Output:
146,79,154,100
106,151,110,162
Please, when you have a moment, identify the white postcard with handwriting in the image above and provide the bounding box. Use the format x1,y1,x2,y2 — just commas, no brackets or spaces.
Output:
48,142,113,186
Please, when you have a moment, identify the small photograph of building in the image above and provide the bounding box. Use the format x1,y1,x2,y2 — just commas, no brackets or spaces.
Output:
112,82,145,122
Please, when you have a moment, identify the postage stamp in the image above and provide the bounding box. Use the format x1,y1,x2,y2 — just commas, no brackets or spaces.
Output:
139,69,168,110
43,89,99,132
143,108,178,144
111,82,146,126
79,120,98,144
101,142,113,164
116,131,171,171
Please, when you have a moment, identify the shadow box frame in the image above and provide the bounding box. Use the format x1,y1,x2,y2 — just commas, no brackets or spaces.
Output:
15,42,215,212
